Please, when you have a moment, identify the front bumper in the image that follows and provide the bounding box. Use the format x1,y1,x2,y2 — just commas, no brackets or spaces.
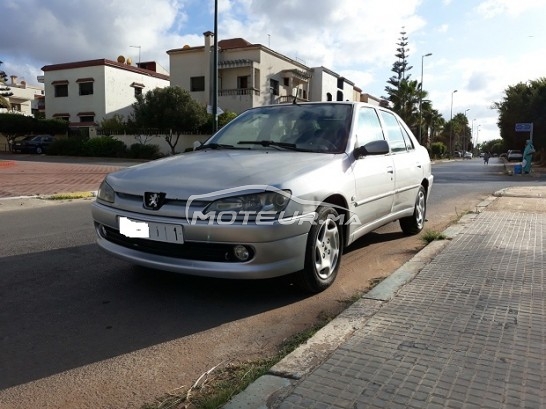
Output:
91,201,309,279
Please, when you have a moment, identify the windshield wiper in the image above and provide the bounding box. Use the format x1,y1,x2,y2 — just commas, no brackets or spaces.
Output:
238,140,304,151
195,143,237,150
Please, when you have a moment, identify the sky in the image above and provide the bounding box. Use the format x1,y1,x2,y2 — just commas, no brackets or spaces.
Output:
1,0,545,144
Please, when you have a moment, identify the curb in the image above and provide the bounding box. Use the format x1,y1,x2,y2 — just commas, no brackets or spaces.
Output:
223,195,499,408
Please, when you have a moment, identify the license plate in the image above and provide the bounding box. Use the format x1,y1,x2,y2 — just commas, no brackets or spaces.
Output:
119,217,184,244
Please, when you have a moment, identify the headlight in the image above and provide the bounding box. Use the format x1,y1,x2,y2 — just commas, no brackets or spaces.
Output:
97,180,115,203
204,190,291,214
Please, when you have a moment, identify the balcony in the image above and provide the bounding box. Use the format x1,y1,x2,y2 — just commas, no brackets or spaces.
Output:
219,88,260,97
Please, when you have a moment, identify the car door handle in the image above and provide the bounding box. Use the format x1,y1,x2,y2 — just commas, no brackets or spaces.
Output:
387,166,394,174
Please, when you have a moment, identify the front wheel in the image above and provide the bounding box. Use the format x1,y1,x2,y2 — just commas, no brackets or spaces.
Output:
36,146,43,154
399,186,427,235
296,206,343,293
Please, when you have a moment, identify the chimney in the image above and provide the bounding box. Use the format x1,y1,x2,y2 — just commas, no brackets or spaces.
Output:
204,30,214,50
10,75,17,85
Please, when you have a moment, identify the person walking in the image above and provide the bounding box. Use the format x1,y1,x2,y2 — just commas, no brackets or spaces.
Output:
483,151,490,165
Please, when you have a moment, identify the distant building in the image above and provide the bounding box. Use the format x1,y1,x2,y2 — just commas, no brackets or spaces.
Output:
309,66,361,103
41,58,169,127
169,32,366,115
0,76,44,116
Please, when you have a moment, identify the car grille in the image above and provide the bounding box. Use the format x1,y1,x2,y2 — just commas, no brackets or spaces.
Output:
101,225,244,262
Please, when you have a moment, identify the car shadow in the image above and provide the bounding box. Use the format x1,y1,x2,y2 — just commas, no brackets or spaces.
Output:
0,244,307,389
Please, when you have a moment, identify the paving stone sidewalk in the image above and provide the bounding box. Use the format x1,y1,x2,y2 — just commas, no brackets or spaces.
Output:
0,158,123,198
226,190,546,409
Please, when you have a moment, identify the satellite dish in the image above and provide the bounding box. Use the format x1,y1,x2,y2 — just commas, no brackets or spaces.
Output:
117,55,125,63
126,57,133,65
183,44,190,49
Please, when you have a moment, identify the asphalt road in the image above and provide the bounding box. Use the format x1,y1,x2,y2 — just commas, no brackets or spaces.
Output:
0,157,543,408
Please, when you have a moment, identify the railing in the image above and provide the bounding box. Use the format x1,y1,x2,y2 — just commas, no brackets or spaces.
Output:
277,95,309,104
219,88,260,97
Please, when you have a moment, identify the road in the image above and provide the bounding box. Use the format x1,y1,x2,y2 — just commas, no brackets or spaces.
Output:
0,157,542,408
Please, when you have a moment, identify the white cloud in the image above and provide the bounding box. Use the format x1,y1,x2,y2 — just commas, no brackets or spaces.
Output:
476,0,545,18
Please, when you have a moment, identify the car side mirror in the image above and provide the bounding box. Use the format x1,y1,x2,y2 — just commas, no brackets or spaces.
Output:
354,139,390,159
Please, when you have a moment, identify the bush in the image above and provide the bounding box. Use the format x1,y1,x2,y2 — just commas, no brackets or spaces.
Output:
84,136,127,157
47,138,86,156
128,143,161,159
48,136,128,157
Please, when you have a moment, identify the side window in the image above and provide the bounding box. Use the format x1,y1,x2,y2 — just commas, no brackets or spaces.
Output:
356,107,385,147
400,126,415,151
380,111,407,152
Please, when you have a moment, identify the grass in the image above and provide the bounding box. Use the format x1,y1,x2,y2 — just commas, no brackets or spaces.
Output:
421,229,447,244
44,191,96,200
141,291,371,409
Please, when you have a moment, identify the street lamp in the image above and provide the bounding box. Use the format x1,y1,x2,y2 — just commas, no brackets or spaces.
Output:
418,52,432,144
449,89,458,156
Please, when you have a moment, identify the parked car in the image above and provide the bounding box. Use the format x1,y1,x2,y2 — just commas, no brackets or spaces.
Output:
12,134,55,154
507,150,523,162
463,151,473,159
91,102,434,293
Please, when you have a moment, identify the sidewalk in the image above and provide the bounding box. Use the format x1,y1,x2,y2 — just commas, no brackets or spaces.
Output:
0,154,131,198
225,185,546,408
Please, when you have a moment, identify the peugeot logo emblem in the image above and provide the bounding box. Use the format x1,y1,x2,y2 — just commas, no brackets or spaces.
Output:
144,192,166,210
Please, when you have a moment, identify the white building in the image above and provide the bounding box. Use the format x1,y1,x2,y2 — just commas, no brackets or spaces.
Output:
41,58,169,127
0,75,44,116
168,32,364,115
309,66,360,103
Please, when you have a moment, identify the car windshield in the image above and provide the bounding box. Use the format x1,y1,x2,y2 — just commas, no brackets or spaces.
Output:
206,103,353,154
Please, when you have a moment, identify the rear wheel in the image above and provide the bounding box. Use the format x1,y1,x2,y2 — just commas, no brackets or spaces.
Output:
36,146,43,154
399,186,426,235
296,206,342,293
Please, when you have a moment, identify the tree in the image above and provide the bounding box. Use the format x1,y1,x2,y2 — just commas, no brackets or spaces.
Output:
493,78,546,159
0,113,68,151
0,61,13,110
443,113,470,153
132,86,208,154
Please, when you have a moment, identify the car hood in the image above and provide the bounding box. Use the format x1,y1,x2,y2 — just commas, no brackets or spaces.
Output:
107,149,342,199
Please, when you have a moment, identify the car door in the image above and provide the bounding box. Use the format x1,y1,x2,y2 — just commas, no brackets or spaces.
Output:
378,110,423,214
351,106,395,230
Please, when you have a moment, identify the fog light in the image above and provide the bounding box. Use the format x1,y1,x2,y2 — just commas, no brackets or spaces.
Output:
99,224,108,237
233,245,251,261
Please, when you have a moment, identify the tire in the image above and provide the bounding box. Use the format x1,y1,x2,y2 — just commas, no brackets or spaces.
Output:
36,146,43,154
296,206,343,293
400,185,427,235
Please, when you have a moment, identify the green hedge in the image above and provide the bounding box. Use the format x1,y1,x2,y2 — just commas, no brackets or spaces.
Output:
47,136,162,159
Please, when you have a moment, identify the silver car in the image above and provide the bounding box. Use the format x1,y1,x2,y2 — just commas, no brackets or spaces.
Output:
92,102,433,292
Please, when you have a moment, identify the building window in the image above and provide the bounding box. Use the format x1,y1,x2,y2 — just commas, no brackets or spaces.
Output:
337,77,344,89
79,82,94,96
190,76,205,92
326,92,333,101
54,84,68,97
130,82,145,97
53,113,70,122
237,76,249,89
77,112,95,123
11,103,22,112
283,78,290,87
269,79,279,96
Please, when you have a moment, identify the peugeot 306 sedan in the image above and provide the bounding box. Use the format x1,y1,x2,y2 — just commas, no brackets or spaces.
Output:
92,102,433,292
